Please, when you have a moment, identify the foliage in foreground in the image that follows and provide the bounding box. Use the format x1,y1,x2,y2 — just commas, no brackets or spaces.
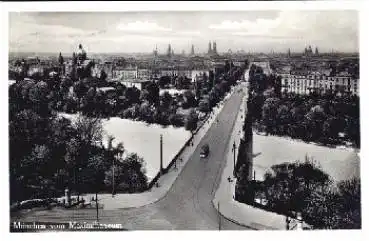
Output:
235,156,361,229
9,93,149,202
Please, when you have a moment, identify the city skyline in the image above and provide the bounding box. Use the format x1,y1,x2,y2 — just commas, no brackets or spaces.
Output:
9,11,358,54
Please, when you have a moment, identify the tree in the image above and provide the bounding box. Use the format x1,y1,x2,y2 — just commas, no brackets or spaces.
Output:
304,105,327,141
346,117,360,148
184,108,198,133
124,87,141,105
9,109,48,164
198,98,210,113
28,81,51,116
261,97,280,134
209,70,215,89
169,113,184,127
139,101,155,123
175,76,191,89
225,60,231,73
263,157,331,215
235,163,254,203
276,104,291,135
182,90,197,109
322,117,340,142
104,164,124,192
18,145,54,200
79,152,106,193
103,136,125,194
275,75,282,97
304,177,361,229
208,88,220,108
100,69,107,82
115,82,126,97
158,76,171,88
74,114,104,147
220,80,230,93
48,116,76,166
161,91,173,109
143,82,160,105
64,137,84,193
335,178,361,229
73,80,88,99
117,153,148,193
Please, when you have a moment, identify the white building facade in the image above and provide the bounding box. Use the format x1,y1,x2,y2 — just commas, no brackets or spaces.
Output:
281,71,359,96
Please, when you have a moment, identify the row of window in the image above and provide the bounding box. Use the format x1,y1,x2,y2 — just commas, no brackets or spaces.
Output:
284,85,358,92
290,75,352,81
285,78,357,86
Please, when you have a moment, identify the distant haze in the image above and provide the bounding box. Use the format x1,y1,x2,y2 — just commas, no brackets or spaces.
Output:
9,11,359,54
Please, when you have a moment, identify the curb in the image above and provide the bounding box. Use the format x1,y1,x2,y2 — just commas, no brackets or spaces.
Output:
211,199,258,230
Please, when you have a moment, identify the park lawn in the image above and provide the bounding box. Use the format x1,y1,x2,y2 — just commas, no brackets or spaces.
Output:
252,133,360,183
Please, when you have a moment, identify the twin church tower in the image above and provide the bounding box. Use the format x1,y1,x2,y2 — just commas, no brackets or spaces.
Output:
208,41,218,55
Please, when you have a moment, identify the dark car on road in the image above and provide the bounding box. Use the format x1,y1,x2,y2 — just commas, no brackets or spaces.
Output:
200,144,210,158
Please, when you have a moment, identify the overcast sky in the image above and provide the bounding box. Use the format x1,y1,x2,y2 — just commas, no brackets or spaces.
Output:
9,11,359,54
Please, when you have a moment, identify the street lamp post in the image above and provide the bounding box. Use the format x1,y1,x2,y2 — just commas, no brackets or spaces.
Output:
96,192,99,223
160,134,163,177
232,141,236,177
112,156,115,197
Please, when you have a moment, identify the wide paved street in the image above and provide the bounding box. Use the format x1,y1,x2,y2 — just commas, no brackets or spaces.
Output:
11,86,249,230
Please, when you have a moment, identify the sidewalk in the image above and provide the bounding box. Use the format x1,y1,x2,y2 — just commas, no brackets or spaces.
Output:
212,86,288,230
77,86,239,210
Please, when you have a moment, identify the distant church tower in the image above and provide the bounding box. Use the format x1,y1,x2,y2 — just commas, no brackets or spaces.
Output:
153,45,158,57
208,41,212,55
58,52,65,75
308,45,313,56
77,44,87,64
191,44,195,56
167,44,172,57
213,41,217,55
288,48,291,57
315,47,319,56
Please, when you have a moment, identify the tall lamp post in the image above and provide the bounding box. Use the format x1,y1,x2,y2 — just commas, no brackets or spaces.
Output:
160,134,163,177
112,155,115,197
74,167,82,201
232,141,236,177
96,192,99,223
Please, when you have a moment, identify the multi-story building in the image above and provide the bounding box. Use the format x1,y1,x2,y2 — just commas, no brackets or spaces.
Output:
160,68,178,77
113,66,139,80
191,70,209,83
92,62,114,79
137,68,151,79
281,70,359,96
